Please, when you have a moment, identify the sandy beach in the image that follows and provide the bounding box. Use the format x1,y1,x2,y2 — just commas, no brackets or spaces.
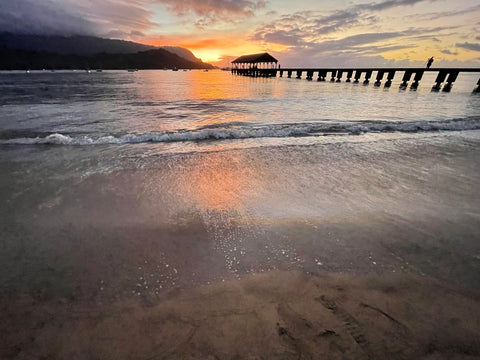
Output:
2,270,480,359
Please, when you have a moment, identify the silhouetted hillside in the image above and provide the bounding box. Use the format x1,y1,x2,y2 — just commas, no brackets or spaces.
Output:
160,46,202,63
0,33,155,55
0,48,215,70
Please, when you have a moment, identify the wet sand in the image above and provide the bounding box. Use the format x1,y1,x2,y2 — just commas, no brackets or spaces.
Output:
1,132,480,359
2,270,480,359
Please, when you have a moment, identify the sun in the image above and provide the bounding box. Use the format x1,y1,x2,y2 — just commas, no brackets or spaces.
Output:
191,49,223,63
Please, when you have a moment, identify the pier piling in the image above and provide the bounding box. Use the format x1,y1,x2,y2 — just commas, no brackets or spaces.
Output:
363,70,372,85
330,70,337,82
400,70,413,88
346,70,353,83
410,71,424,90
385,71,396,87
432,71,448,91
296,70,302,79
287,70,292,78
442,71,459,92
336,71,343,82
475,78,480,92
354,71,362,84
374,71,385,86
317,71,326,81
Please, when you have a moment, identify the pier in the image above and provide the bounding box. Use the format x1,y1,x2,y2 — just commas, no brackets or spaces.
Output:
231,53,480,92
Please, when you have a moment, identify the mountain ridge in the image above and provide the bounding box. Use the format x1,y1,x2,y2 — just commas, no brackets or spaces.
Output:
0,33,155,55
0,33,213,70
0,48,214,70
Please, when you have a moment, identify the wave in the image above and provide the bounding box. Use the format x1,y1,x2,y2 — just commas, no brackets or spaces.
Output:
1,117,479,146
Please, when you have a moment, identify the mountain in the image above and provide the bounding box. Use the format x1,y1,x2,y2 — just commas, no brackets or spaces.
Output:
0,33,155,55
0,48,215,70
160,46,201,63
0,33,214,70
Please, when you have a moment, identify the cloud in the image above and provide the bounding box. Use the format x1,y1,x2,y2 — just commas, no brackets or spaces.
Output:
253,23,455,67
156,0,266,17
286,31,418,56
410,4,480,21
252,0,442,46
144,35,238,51
0,0,97,35
0,1,243,38
355,0,433,12
249,0,469,67
0,0,156,37
265,11,278,17
156,0,266,27
252,9,363,44
106,30,147,40
325,32,404,48
456,42,480,52
440,49,458,55
254,29,305,46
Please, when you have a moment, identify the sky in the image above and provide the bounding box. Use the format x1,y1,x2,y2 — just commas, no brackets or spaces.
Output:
1,0,480,67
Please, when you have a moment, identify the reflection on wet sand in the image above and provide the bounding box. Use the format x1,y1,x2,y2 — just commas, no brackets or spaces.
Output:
186,152,256,212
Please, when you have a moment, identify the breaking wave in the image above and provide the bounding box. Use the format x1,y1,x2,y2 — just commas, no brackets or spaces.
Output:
2,117,479,146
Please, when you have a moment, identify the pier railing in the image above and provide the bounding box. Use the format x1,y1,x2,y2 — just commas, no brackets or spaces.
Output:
231,67,480,92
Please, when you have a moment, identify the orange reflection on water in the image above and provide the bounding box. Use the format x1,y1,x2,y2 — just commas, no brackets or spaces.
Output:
187,152,255,212
187,70,234,100
186,70,251,128
131,70,287,132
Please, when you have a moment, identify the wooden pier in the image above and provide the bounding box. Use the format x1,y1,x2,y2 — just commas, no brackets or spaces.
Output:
231,67,480,92
230,53,480,92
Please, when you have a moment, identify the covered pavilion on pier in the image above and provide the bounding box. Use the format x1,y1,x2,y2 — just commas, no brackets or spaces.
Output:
231,53,279,70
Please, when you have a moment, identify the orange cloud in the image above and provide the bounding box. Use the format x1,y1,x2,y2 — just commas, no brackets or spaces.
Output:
142,35,237,49
140,34,269,62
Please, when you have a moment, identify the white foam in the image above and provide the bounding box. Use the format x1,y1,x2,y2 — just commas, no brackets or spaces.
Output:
2,117,479,146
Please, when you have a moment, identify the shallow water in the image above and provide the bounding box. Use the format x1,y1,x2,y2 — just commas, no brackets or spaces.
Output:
1,70,479,144
1,132,480,301
0,71,479,295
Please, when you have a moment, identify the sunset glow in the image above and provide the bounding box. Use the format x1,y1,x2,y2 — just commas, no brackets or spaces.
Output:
1,0,480,67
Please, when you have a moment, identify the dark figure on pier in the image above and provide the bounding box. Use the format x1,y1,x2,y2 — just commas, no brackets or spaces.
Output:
426,57,434,69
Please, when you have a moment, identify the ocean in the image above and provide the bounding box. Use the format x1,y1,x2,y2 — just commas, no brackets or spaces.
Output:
1,69,480,359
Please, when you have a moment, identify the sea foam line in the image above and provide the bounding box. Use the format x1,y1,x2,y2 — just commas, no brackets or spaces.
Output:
1,118,479,145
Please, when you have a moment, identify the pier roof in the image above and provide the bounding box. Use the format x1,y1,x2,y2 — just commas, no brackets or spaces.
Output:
232,53,278,64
